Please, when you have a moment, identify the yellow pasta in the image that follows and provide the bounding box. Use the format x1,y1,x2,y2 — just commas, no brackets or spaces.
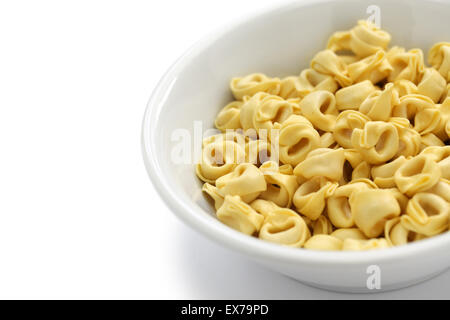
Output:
359,83,399,121
196,21,450,251
279,69,338,99
392,79,418,97
202,131,247,148
401,193,449,236
259,161,298,207
216,195,265,235
215,101,243,131
240,92,293,134
304,235,343,251
426,178,450,202
254,201,311,247
196,139,245,183
341,149,372,183
389,117,422,158
417,68,446,103
336,81,377,113
276,115,321,166
347,50,392,84
420,146,450,180
327,20,391,58
311,50,352,87
319,131,338,149
245,139,272,165
394,154,442,196
215,163,267,203
293,148,346,182
385,217,427,246
202,183,224,210
350,189,401,238
351,121,399,165
387,47,425,83
387,188,409,213
327,179,377,228
392,94,435,128
333,110,370,149
420,132,445,150
428,42,450,81
331,228,368,241
312,215,334,235
342,238,390,251
293,176,338,220
297,90,339,132
371,156,407,188
230,73,281,100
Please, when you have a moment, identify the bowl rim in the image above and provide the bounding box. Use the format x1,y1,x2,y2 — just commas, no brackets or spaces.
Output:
142,0,450,266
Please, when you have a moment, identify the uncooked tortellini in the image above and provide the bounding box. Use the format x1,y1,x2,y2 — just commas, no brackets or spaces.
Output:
293,176,338,220
196,21,450,251
240,92,293,134
401,193,449,236
256,202,311,247
215,163,267,203
351,121,399,164
276,115,320,166
216,195,264,235
230,73,280,100
328,20,391,58
428,42,450,82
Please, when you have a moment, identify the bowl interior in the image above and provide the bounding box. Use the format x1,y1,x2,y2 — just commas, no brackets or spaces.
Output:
144,0,450,256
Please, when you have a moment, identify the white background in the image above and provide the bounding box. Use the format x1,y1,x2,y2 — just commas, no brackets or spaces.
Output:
0,0,448,299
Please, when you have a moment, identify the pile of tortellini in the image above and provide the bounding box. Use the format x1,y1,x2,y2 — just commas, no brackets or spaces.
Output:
195,20,450,251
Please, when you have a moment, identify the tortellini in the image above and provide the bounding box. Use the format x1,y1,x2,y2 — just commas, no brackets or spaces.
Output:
196,139,245,183
359,83,399,121
371,156,407,188
255,202,311,247
215,101,243,131
385,217,427,246
335,80,376,111
331,228,368,241
394,154,441,196
328,20,391,58
428,42,450,82
259,161,298,207
333,110,370,148
387,47,425,83
351,121,399,164
342,238,390,251
347,50,392,84
311,50,352,87
215,163,267,203
417,68,447,103
216,195,264,235
327,179,377,228
312,215,334,235
420,146,450,180
297,90,339,132
401,193,449,236
293,148,345,181
279,69,338,99
240,92,293,134
350,189,401,238
276,115,320,166
389,117,422,158
196,21,450,251
304,235,343,251
230,73,281,100
293,176,338,220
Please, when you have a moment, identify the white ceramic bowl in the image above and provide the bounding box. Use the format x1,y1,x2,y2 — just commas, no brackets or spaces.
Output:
142,0,450,293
